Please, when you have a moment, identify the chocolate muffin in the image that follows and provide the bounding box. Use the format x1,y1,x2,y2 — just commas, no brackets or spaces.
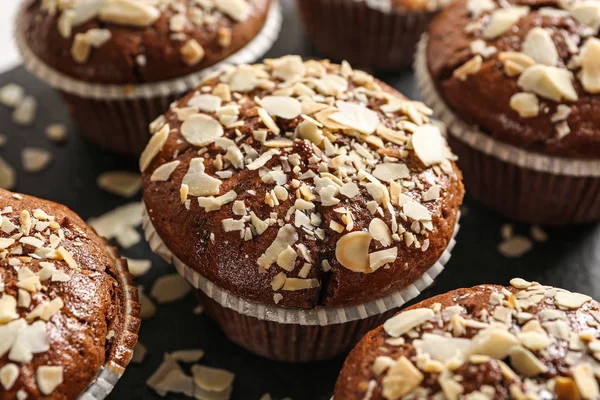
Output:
16,0,280,154
415,0,600,225
0,189,139,399
141,56,464,361
335,278,600,399
296,0,451,70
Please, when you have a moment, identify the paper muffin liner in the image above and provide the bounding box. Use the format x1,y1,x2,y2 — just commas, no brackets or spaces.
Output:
142,206,459,361
14,1,283,155
415,35,600,225
79,243,141,400
296,0,438,70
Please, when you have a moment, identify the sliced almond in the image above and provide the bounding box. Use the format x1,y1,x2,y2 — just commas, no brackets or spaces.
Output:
97,171,141,198
151,160,180,182
509,92,540,118
140,123,169,172
369,247,397,272
181,114,223,147
484,7,529,39
335,231,372,273
468,328,519,359
579,37,600,94
0,363,18,390
329,101,379,134
522,27,558,66
383,308,435,337
98,0,160,27
372,163,410,182
181,158,222,197
411,125,445,166
22,148,52,173
369,218,392,247
382,357,424,399
261,96,302,119
150,274,191,304
573,363,599,399
36,366,63,395
215,0,250,22
518,65,578,102
554,291,591,309
453,55,483,81
180,39,205,66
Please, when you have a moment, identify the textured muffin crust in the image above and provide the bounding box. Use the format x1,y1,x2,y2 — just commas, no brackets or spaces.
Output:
426,0,600,158
20,0,272,84
142,56,464,309
335,279,600,399
0,190,131,399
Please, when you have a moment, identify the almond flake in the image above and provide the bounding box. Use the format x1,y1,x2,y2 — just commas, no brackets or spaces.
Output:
0,157,15,190
383,308,435,337
573,363,600,399
382,357,424,399
261,96,302,119
453,55,482,81
484,7,529,39
522,27,558,66
369,247,397,272
282,278,320,291
98,0,160,27
140,123,169,172
412,125,445,166
571,2,600,33
139,287,156,319
335,231,372,273
97,171,141,198
554,291,591,309
0,363,18,390
499,51,536,77
372,163,410,182
329,101,379,134
215,0,250,22
518,65,578,102
13,96,37,126
151,160,180,182
414,333,472,362
126,258,152,277
498,235,533,258
579,37,600,94
257,225,298,270
181,114,224,146
22,148,52,173
510,93,540,118
36,365,63,395
45,124,68,143
182,158,222,197
509,346,547,377
369,218,392,247
0,84,24,108
150,274,191,304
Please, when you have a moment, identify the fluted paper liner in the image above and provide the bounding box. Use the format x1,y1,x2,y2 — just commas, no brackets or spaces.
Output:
297,0,437,70
79,242,140,400
142,206,459,327
414,34,600,178
15,2,283,100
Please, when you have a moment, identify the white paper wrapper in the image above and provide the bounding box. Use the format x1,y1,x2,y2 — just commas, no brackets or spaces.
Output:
142,206,460,327
15,1,283,100
414,34,600,178
79,244,140,400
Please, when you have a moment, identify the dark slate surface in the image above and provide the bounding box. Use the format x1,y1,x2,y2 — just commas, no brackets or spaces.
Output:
1,1,599,399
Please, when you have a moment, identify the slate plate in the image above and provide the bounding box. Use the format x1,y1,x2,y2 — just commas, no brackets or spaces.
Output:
2,1,599,399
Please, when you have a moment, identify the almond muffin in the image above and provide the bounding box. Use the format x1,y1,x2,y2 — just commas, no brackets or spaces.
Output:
416,0,600,224
16,0,280,154
0,189,139,399
296,0,451,70
141,56,464,362
335,278,600,399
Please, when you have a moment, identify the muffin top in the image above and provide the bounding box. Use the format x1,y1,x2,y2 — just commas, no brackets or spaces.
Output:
426,0,600,159
335,279,600,400
20,0,272,84
141,56,464,309
0,189,135,399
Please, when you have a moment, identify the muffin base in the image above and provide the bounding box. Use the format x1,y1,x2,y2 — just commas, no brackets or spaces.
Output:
143,206,458,362
297,0,436,70
80,243,141,400
15,1,283,155
415,35,600,225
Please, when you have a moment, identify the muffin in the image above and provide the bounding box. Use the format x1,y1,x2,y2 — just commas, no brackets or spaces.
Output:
335,278,600,399
141,56,464,362
296,0,451,70
0,189,139,399
15,0,281,155
415,0,600,225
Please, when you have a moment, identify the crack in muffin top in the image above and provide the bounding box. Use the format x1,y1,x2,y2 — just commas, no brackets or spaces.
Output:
22,0,271,84
0,189,130,399
426,0,600,158
141,56,464,309
335,278,600,400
